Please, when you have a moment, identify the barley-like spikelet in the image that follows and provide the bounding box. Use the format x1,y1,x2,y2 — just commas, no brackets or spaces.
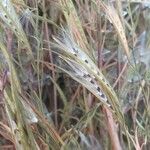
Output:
0,0,33,56
0,0,23,38
52,30,119,107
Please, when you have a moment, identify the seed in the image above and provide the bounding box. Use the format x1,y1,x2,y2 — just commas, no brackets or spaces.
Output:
97,87,101,92
87,74,90,77
85,60,88,63
73,48,78,53
101,93,105,99
90,80,94,84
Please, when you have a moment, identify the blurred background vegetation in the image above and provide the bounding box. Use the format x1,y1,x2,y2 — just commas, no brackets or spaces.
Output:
0,0,149,149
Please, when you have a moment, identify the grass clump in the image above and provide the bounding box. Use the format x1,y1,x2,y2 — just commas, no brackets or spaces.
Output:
0,0,149,149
